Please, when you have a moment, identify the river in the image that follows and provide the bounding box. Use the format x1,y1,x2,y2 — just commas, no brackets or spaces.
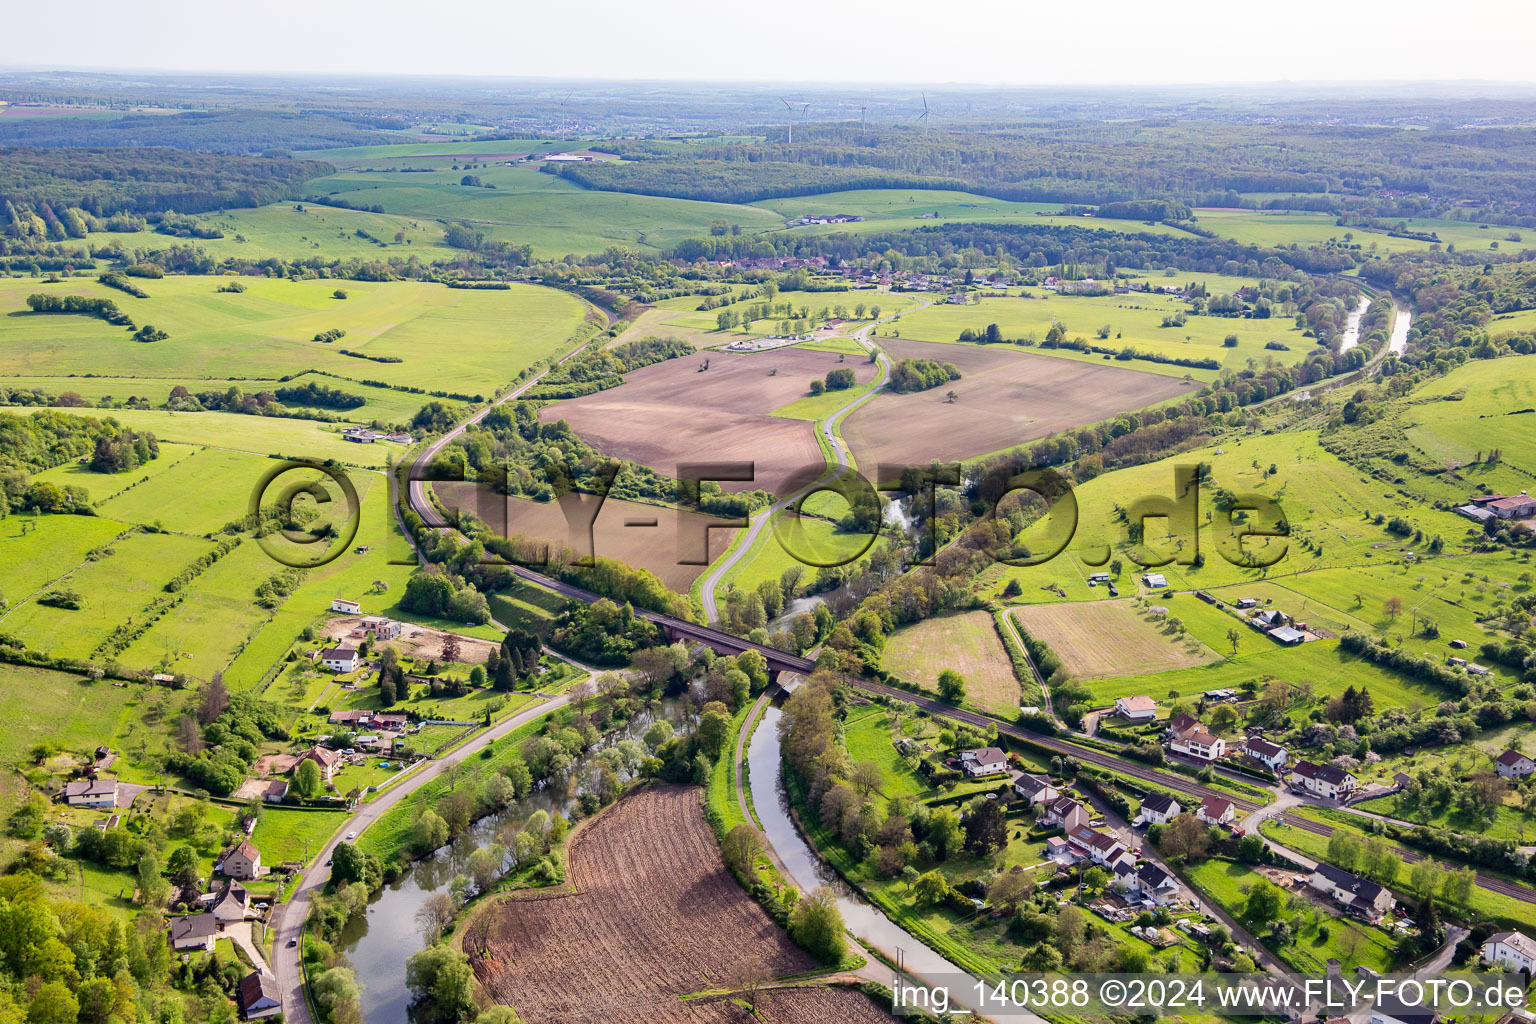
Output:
338,698,690,1024
1338,295,1372,352
746,699,1041,1022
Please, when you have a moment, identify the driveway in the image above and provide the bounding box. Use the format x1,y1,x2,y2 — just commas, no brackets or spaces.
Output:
225,920,271,974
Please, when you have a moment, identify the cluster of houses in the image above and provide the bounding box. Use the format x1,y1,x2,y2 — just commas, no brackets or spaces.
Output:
794,213,864,226
341,427,414,445
1454,491,1536,524
167,889,280,1019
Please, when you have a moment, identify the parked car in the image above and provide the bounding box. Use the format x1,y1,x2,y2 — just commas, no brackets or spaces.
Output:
287,938,298,948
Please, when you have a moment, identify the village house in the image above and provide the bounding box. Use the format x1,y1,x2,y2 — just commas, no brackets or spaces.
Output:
1241,737,1288,771
1128,862,1180,906
167,913,217,952
319,647,360,673
1170,722,1226,762
1166,713,1200,740
958,747,1008,778
62,779,119,808
1012,772,1058,804
238,971,282,1019
331,598,361,615
1494,749,1536,780
1368,1007,1439,1024
1069,827,1135,871
359,616,401,640
1040,795,1091,833
215,839,262,881
209,881,250,923
1289,760,1358,800
1196,795,1236,826
1309,862,1394,921
1114,695,1157,722
1481,930,1536,973
1137,793,1182,825
296,745,343,783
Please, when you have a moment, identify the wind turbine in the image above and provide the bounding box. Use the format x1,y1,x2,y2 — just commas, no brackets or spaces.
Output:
860,105,868,130
558,90,574,135
917,93,931,135
779,97,795,144
801,101,811,132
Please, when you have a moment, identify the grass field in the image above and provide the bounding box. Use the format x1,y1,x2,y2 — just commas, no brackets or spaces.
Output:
1404,354,1536,489
299,163,786,257
890,286,1314,379
90,201,445,262
882,611,1022,714
722,513,886,595
1010,599,1221,678
0,664,176,767
250,806,350,865
0,514,129,600
1191,208,1522,254
0,275,587,395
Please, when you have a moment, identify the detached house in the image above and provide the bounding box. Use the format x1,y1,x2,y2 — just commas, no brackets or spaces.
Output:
1138,793,1182,825
1241,737,1288,772
1481,930,1536,973
1309,862,1394,920
296,745,343,783
1040,796,1090,833
1129,862,1180,906
238,972,282,1020
1012,772,1058,804
168,914,217,952
1070,827,1135,871
1114,695,1158,722
1196,795,1236,826
1170,723,1226,762
319,647,360,673
958,747,1008,778
62,780,119,808
210,881,250,923
1289,760,1358,800
215,840,262,881
330,598,361,615
1494,749,1536,780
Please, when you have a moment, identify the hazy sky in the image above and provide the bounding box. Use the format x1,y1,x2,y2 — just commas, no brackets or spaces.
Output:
9,0,1536,84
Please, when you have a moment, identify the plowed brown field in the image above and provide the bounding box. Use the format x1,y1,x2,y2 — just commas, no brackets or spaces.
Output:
538,348,878,496
465,784,895,1022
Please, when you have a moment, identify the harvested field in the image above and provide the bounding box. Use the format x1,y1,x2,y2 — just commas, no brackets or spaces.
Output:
1010,599,1220,679
539,348,879,497
843,338,1193,469
319,615,497,664
436,485,738,592
466,784,892,1023
882,611,1020,714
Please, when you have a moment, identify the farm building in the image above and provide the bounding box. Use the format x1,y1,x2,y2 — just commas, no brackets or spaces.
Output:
167,913,217,952
238,971,282,1020
958,747,1008,778
1012,772,1058,804
1481,930,1536,973
215,840,262,881
1114,695,1157,721
319,647,359,672
1141,573,1168,587
1196,795,1235,826
233,778,290,803
1235,597,1259,609
1241,737,1288,771
1268,626,1305,645
1087,572,1111,584
1308,862,1394,921
1483,493,1536,519
1289,760,1358,799
1137,793,1181,825
1252,608,1288,628
62,780,119,808
331,598,361,614
1495,749,1536,779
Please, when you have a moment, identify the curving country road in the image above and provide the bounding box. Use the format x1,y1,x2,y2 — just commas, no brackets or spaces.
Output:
698,296,928,623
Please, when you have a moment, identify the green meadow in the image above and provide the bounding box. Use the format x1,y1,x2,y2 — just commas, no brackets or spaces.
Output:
302,163,785,257
91,201,445,262
891,284,1314,379
1192,208,1522,254
0,275,587,395
1404,354,1536,484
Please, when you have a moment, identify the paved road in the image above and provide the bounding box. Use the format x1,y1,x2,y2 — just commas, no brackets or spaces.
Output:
698,297,929,623
272,693,573,1024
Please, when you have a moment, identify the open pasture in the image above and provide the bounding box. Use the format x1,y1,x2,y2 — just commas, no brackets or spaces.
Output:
0,514,128,600
1010,599,1220,679
882,611,1021,713
890,286,1313,378
303,163,784,257
0,275,586,396
463,784,884,1024
437,485,738,592
540,346,879,497
1192,208,1522,254
0,665,170,767
1403,354,1536,490
89,201,444,262
841,337,1193,469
